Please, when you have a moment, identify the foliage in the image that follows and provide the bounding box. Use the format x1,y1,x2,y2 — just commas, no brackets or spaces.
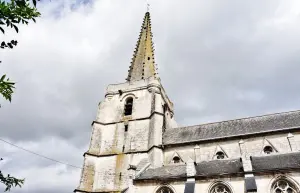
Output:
0,171,25,191
0,158,25,192
0,0,40,191
0,0,40,104
0,74,15,105
0,0,41,48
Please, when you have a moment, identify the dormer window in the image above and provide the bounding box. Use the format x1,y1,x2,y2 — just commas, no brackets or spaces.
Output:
124,97,133,116
216,151,225,159
263,146,273,154
172,156,180,164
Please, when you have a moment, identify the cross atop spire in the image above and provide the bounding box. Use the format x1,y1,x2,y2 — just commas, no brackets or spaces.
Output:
147,1,150,12
126,12,158,82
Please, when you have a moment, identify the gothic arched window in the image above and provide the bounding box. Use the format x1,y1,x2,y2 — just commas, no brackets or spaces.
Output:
124,97,133,116
156,186,174,193
271,178,298,193
209,183,232,193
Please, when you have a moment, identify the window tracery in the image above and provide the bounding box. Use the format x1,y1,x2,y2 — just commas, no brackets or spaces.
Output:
209,183,232,193
156,186,174,193
271,179,298,193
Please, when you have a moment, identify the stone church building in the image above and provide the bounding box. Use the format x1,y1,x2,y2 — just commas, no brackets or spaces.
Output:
74,11,300,193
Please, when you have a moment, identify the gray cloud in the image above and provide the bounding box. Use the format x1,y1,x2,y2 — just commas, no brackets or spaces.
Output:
1,0,300,192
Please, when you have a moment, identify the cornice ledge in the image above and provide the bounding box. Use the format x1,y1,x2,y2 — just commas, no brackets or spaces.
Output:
83,145,163,158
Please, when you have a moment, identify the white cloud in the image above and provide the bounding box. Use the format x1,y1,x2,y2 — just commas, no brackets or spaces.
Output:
234,89,265,102
0,137,84,192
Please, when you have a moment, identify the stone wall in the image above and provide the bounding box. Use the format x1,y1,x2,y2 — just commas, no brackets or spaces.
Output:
77,153,149,192
134,172,300,193
164,131,300,164
76,77,178,192
89,120,152,155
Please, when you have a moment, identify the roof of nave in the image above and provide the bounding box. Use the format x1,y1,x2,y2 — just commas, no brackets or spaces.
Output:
163,110,300,145
136,165,186,180
251,151,300,172
135,159,243,181
195,159,243,176
134,152,300,181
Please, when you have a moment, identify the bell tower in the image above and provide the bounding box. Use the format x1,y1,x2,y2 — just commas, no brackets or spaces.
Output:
75,11,177,193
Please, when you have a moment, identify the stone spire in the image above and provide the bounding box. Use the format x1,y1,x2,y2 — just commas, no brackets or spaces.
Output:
126,12,158,82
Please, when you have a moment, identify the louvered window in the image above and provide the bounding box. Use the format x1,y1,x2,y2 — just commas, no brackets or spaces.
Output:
124,98,133,116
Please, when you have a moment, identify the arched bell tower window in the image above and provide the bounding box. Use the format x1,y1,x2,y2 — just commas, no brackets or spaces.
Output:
271,177,299,193
124,97,133,116
263,146,273,154
156,186,174,193
209,182,232,193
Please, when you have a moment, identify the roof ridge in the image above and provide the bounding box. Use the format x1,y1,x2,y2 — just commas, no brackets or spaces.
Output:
174,109,300,129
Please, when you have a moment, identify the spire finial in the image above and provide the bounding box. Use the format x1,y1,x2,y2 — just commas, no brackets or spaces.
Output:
147,0,150,12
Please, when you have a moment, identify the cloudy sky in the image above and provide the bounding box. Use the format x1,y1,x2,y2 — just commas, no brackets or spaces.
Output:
1,0,300,192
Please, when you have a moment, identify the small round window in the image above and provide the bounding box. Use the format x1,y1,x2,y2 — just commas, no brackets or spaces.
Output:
216,152,225,159
172,156,180,164
263,146,273,154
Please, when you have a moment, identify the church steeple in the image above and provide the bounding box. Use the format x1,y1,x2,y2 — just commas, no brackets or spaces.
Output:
126,12,158,82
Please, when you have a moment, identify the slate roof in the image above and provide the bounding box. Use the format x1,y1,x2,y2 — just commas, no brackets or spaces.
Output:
136,165,186,180
195,159,243,176
135,153,300,181
163,110,300,145
136,158,150,171
135,159,243,181
252,152,300,172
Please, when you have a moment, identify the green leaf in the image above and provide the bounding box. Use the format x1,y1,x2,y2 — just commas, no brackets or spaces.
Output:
13,25,18,33
11,19,19,23
1,41,7,48
7,43,13,48
0,75,6,82
11,40,18,46
15,0,26,7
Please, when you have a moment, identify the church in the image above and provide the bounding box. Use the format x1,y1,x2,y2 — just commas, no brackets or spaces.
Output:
74,11,300,193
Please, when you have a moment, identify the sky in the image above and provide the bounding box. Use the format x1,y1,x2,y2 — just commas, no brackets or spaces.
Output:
1,0,300,192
